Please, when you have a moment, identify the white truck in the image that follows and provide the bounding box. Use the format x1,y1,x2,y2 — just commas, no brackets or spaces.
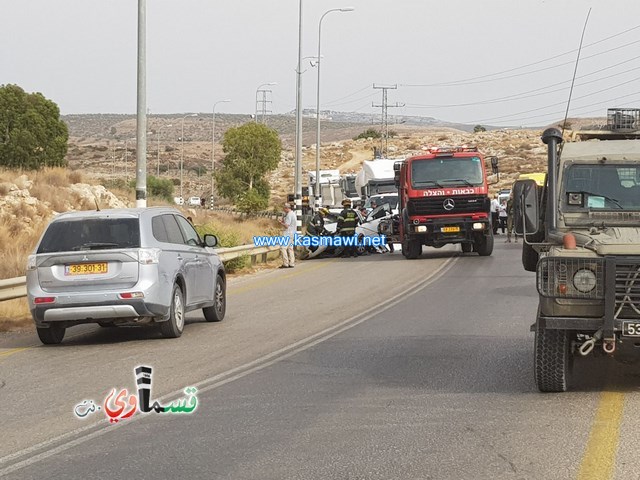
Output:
354,158,399,199
309,169,344,207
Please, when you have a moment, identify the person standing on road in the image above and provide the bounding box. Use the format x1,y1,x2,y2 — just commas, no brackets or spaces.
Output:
337,198,359,258
506,194,519,243
490,194,500,234
498,199,508,235
278,203,297,268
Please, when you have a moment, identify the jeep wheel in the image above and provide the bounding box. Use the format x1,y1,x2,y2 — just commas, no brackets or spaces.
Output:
37,325,66,345
476,232,494,256
461,243,472,253
534,323,570,392
203,274,226,322
161,284,185,338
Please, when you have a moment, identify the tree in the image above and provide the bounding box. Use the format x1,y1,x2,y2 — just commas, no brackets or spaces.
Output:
0,84,69,169
353,128,381,140
473,124,486,133
214,122,281,208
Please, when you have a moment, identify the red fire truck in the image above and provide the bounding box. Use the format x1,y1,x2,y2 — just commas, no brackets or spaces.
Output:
394,146,498,259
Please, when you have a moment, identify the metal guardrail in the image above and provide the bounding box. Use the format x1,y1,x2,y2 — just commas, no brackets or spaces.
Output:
210,206,281,219
0,276,27,302
0,245,280,303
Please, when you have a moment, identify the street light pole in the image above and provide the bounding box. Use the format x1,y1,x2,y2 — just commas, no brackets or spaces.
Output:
255,82,277,123
295,0,303,232
315,7,354,210
180,113,197,201
212,100,231,203
156,124,172,176
135,0,148,208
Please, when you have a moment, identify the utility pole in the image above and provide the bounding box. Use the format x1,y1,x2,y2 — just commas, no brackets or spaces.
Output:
294,0,303,233
372,84,404,157
255,89,273,124
135,0,148,207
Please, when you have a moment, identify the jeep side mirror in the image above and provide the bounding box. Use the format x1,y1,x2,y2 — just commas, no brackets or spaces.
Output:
513,179,539,235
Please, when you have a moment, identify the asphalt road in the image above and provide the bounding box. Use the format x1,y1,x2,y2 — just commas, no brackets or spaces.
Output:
1,240,639,479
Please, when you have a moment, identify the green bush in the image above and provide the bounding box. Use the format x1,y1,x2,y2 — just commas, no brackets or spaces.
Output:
353,128,381,140
196,223,247,272
473,124,486,133
236,189,268,215
147,175,174,201
123,175,174,201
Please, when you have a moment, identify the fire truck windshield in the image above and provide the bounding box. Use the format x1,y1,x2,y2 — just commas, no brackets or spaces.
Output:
411,157,483,189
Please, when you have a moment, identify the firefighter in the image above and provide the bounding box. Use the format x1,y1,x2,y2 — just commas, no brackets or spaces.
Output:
337,198,359,258
307,207,329,236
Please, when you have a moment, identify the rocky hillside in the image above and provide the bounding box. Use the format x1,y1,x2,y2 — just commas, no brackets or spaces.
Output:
62,114,559,207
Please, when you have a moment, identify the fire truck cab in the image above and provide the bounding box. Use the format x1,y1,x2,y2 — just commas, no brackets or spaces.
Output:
394,146,496,259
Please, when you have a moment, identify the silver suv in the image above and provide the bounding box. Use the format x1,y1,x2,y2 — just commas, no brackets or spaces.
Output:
26,207,226,344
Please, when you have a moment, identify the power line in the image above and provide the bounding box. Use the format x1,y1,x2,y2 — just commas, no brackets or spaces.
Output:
323,85,372,106
402,38,640,88
324,92,377,108
400,23,640,87
467,84,640,125
404,63,640,109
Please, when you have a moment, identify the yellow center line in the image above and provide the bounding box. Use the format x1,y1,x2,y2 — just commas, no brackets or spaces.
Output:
576,391,626,480
0,346,31,358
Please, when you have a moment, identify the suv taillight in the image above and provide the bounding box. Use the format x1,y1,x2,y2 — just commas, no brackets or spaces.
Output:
138,248,161,265
27,255,37,271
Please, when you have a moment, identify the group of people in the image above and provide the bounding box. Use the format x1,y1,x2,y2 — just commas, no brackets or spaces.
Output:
278,198,361,267
490,193,519,243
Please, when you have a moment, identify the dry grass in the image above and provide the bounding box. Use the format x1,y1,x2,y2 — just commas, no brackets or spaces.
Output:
0,170,286,332
0,298,32,332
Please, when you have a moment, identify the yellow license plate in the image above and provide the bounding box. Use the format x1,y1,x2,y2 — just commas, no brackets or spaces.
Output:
441,226,460,233
65,263,108,276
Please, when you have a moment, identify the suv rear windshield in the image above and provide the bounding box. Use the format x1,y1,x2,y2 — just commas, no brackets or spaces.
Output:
37,218,140,253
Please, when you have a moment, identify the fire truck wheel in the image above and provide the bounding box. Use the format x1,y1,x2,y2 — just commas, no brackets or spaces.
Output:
405,239,421,259
476,232,494,256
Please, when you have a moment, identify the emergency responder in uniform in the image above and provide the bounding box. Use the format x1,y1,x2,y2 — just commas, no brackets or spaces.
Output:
337,198,359,258
307,207,329,236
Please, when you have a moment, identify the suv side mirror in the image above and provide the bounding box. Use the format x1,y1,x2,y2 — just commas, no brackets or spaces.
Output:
513,179,539,235
204,234,219,248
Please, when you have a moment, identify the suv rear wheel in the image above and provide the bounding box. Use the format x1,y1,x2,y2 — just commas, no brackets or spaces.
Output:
160,284,185,338
203,274,226,322
37,324,66,345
